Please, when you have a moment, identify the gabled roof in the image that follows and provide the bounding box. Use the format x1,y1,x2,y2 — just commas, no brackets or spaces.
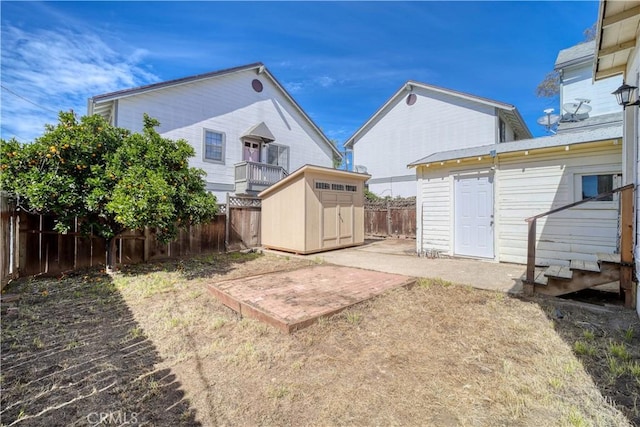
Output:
408,121,622,167
88,62,342,158
343,81,532,149
554,41,595,70
243,122,275,143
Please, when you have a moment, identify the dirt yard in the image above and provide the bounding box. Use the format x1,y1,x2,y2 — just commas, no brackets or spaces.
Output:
1,252,639,426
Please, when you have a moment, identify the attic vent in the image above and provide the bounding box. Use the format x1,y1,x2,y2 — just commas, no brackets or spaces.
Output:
406,93,417,106
252,79,263,93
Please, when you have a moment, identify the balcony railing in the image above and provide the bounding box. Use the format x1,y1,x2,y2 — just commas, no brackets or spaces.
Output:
234,161,288,195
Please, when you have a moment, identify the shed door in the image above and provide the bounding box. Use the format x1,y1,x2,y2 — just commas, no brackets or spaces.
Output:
321,193,354,249
454,174,494,258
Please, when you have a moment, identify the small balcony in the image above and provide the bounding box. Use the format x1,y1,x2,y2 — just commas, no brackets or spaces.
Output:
234,161,288,195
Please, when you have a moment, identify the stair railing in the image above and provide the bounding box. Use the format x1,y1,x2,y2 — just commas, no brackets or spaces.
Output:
523,184,635,304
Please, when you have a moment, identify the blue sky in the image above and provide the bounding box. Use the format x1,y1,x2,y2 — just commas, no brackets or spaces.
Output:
2,1,599,146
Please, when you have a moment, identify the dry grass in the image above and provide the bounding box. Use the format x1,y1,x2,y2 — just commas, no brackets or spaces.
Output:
2,252,637,426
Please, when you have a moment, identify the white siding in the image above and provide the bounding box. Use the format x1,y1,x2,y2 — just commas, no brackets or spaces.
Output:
114,71,334,200
417,144,622,264
497,145,622,264
561,64,622,118
417,166,453,254
353,87,497,198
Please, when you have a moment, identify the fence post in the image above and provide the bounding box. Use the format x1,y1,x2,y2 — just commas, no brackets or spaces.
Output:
524,218,536,296
386,200,392,236
620,186,635,308
225,192,230,252
143,227,150,262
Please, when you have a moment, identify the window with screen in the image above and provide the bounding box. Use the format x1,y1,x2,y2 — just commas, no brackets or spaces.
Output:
203,130,224,163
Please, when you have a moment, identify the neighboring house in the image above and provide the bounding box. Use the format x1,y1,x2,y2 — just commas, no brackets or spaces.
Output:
594,0,640,314
409,41,624,268
343,82,532,198
555,40,622,129
88,63,341,201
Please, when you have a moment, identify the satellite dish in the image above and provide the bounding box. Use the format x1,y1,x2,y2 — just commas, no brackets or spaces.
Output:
561,98,592,122
562,102,592,115
354,165,368,174
537,108,560,134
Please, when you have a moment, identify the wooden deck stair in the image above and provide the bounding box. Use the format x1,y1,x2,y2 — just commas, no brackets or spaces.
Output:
524,253,623,297
523,184,635,308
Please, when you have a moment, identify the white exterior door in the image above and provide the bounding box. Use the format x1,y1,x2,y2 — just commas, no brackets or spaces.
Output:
454,174,494,258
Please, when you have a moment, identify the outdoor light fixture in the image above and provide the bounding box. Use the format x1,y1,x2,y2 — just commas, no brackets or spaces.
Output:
612,83,640,108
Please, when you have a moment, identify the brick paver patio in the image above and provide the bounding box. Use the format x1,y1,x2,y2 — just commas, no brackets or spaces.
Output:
206,265,415,332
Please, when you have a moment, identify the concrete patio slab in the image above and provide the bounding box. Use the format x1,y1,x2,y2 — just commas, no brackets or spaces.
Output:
265,239,526,294
206,265,415,333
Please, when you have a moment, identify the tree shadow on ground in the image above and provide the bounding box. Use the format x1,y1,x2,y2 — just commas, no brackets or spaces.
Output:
0,271,201,426
534,292,640,425
116,251,263,281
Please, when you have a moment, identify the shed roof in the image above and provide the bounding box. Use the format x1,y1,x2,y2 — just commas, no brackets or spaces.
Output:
408,121,622,167
259,165,370,198
88,62,342,158
344,81,532,149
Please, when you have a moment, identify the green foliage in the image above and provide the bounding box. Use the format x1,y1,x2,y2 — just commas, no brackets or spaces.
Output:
364,189,382,201
573,340,596,356
1,111,218,246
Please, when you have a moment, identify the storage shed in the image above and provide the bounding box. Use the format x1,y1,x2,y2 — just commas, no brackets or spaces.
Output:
259,165,370,254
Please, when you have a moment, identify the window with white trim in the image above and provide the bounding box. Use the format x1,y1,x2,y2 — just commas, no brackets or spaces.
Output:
580,174,621,201
267,144,289,172
203,130,225,163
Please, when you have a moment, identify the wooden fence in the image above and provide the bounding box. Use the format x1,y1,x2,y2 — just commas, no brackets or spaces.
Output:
0,194,262,287
365,199,416,238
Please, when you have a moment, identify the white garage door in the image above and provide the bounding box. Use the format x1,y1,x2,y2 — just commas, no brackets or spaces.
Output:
454,174,494,258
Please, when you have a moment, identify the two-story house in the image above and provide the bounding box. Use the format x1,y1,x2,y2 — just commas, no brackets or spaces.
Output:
343,81,532,198
409,40,624,281
88,63,342,202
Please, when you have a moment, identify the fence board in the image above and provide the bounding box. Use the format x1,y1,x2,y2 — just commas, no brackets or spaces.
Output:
0,195,18,287
2,192,255,283
364,199,416,238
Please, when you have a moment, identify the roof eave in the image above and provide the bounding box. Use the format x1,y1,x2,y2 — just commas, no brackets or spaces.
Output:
89,62,342,159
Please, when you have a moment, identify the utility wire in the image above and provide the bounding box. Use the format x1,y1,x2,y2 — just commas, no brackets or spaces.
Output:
1,84,58,114
0,125,29,143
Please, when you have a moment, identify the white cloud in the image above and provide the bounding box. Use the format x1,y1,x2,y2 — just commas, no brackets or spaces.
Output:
315,76,336,88
283,81,305,94
1,24,159,141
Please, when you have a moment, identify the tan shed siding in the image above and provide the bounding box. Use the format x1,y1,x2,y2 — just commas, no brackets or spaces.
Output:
304,178,322,252
419,169,452,253
261,176,306,252
497,145,623,265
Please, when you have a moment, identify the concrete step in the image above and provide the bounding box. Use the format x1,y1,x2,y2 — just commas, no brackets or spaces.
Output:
570,259,601,273
597,253,621,264
544,265,573,280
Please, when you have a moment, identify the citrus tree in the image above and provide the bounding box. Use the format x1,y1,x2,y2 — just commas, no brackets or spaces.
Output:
1,111,218,271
